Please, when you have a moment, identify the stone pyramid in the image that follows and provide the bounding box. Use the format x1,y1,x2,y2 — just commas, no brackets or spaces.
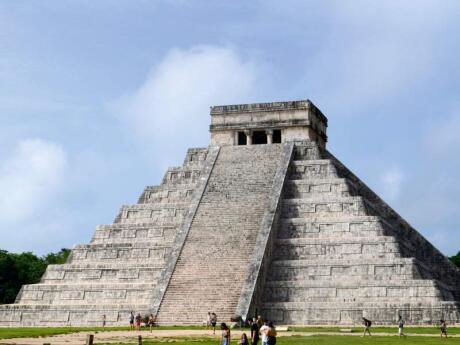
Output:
1,100,459,326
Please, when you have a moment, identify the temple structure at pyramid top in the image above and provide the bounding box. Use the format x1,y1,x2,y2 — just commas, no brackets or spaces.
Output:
209,100,327,147
1,99,459,327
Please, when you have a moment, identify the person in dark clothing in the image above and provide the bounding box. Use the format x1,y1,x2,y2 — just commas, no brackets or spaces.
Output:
129,311,135,330
250,318,260,345
362,317,372,336
440,319,448,338
267,322,277,345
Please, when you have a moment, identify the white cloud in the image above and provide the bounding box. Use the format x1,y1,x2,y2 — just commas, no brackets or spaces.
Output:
113,45,263,167
0,138,67,224
380,167,403,201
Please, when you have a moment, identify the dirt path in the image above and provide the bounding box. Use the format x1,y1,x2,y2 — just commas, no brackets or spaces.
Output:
1,329,459,345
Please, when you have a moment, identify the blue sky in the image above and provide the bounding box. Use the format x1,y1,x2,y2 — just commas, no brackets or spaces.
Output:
1,1,459,256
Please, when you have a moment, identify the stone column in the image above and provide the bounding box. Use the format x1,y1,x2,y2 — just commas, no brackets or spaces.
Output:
234,131,239,145
266,129,273,144
244,130,252,145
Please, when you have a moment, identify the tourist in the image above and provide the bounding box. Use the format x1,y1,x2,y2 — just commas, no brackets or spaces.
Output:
256,315,264,329
221,322,231,345
135,313,142,331
267,322,277,345
210,312,217,334
250,317,260,345
129,311,135,330
206,311,211,329
440,319,448,338
240,333,249,345
102,314,106,328
362,317,372,336
260,321,270,345
148,313,155,332
398,315,405,337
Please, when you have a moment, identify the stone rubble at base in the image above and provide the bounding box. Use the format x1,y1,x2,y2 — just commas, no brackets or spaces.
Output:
1,99,459,326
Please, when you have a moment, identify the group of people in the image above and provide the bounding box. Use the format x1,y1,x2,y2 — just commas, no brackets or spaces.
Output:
206,313,276,345
129,311,156,332
116,310,449,339
362,316,449,338
249,316,277,345
221,315,277,345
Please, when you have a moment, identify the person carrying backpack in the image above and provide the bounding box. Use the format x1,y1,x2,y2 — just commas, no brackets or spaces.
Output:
362,317,372,336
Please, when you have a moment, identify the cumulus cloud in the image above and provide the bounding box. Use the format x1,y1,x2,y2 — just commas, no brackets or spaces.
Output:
114,45,263,167
380,167,403,202
0,139,67,224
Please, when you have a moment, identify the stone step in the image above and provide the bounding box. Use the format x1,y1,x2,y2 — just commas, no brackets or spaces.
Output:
260,301,454,325
115,203,188,224
288,160,338,179
292,142,322,161
69,242,171,263
161,167,203,186
263,281,450,303
283,178,356,199
156,144,285,324
278,216,389,239
0,303,150,327
17,282,158,305
91,223,178,244
41,262,162,283
264,278,440,288
273,236,402,261
139,185,196,204
281,197,376,218
267,257,425,281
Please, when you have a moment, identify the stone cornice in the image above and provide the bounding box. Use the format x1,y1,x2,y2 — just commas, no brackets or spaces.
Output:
210,99,328,125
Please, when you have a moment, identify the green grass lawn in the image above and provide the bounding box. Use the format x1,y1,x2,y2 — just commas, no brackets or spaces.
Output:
98,336,460,345
291,326,460,335
0,325,207,339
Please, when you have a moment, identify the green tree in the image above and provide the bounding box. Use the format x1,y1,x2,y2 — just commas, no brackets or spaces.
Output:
44,248,71,265
0,248,70,304
450,251,460,268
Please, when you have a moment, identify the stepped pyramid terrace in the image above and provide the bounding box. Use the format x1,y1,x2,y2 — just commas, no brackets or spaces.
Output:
1,99,460,326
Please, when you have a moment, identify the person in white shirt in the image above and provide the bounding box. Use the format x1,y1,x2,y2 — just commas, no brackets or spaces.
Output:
260,321,269,345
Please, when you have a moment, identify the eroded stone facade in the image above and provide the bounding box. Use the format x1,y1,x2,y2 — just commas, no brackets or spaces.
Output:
1,99,459,326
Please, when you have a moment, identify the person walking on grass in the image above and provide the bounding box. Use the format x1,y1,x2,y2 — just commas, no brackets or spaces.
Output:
440,319,448,338
102,314,106,328
221,322,231,345
250,317,260,345
362,317,372,336
135,312,142,331
129,311,135,330
398,315,406,337
148,313,155,332
210,312,217,335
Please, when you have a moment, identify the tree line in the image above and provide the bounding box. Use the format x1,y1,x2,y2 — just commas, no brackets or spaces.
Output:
0,248,460,305
0,248,70,304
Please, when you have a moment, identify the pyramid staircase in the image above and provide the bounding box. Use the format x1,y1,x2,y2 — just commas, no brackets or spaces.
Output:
0,148,215,326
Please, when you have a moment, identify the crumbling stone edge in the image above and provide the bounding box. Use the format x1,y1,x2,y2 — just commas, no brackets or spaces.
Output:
149,146,221,316
235,142,294,322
